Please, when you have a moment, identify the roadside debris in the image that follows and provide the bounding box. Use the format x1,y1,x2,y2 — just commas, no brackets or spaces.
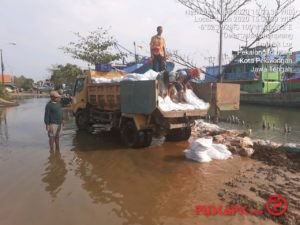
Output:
191,120,255,158
189,120,300,160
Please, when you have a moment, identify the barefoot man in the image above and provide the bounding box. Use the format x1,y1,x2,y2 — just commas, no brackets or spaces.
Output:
44,91,64,151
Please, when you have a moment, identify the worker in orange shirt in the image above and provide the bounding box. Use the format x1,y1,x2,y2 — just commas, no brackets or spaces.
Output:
150,26,166,72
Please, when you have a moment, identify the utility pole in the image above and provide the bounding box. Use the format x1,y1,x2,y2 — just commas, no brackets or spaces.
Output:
218,0,223,82
133,42,137,63
214,0,224,124
1,49,4,86
0,43,16,86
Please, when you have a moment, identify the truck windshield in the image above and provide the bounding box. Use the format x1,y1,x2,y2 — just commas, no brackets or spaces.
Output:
73,78,85,96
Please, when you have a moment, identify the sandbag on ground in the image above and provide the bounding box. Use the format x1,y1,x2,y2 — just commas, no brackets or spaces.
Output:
184,137,232,163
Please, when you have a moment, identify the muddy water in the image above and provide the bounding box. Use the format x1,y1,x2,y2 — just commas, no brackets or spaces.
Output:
0,98,277,225
219,104,300,144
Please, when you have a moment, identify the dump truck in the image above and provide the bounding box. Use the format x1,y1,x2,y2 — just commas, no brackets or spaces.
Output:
72,70,240,148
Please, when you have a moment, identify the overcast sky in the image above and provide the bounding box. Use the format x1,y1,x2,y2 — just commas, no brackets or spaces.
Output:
1,0,300,81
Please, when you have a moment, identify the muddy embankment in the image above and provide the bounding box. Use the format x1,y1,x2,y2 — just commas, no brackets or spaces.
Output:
192,121,300,225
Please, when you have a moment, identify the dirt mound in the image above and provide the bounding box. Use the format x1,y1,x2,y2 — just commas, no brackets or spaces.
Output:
220,148,300,225
252,146,300,172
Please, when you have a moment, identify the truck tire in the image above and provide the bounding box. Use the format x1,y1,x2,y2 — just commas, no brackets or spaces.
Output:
143,130,153,147
121,120,142,148
165,127,191,142
182,127,192,140
75,110,89,130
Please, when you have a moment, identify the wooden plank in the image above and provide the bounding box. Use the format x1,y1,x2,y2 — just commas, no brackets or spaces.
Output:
158,108,208,118
216,83,240,110
191,82,240,111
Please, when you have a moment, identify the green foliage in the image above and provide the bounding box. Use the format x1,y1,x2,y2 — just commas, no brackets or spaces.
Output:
60,27,123,65
14,75,34,91
49,63,83,89
0,85,10,100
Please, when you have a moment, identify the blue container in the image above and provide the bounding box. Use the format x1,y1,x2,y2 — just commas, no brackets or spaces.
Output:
95,64,112,72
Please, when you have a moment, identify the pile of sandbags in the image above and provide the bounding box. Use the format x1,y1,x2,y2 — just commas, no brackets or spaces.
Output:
158,95,207,111
91,69,209,111
91,69,158,83
184,137,232,163
184,89,209,110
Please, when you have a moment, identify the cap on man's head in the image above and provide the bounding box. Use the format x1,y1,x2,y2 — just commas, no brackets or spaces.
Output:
178,70,187,78
50,91,61,98
168,71,177,83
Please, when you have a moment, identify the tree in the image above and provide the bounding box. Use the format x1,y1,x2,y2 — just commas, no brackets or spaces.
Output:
14,75,34,91
178,0,300,122
49,64,83,89
170,50,198,68
60,27,123,66
178,0,299,81
178,0,251,82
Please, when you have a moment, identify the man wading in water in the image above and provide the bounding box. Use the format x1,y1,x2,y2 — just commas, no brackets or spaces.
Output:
150,26,166,72
44,91,64,151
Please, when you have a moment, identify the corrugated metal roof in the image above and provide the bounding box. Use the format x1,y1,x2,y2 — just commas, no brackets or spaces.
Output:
0,74,12,83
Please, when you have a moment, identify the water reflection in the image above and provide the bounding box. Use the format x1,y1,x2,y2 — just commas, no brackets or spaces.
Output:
69,131,246,225
41,150,67,201
70,131,173,225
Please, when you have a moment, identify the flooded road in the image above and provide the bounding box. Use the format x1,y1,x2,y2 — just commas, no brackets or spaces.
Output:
0,98,285,225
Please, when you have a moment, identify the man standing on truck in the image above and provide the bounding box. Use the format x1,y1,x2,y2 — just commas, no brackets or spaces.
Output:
150,26,166,72
44,91,64,151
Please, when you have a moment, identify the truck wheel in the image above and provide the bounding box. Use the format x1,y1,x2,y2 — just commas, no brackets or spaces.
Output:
75,110,89,130
143,130,153,147
165,127,191,142
121,120,141,148
182,127,192,140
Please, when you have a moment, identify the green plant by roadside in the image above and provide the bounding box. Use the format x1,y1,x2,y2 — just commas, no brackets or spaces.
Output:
0,85,11,100
14,75,34,91
49,63,82,90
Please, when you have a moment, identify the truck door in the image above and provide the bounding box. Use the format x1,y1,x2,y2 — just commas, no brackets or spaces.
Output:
72,78,87,113
73,78,85,97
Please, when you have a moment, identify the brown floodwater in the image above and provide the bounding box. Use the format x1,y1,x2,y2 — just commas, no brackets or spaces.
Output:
0,97,278,225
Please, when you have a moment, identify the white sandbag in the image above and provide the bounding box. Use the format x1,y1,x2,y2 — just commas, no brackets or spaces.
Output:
184,89,210,110
207,144,232,160
158,96,171,111
143,69,159,80
185,138,232,163
191,137,213,150
91,77,112,83
212,144,232,157
158,96,187,111
177,102,196,110
184,149,212,163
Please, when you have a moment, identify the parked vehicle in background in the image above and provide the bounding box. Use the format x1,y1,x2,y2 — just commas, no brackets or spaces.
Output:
32,79,54,93
4,84,17,93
